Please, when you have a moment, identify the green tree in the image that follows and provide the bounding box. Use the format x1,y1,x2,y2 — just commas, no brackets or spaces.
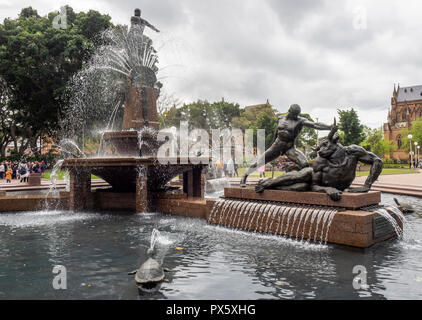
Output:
256,114,277,150
360,126,396,158
159,99,241,133
400,117,422,153
337,108,365,146
0,6,112,155
231,103,277,131
0,76,12,157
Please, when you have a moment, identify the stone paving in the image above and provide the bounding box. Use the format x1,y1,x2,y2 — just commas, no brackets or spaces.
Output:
352,171,422,196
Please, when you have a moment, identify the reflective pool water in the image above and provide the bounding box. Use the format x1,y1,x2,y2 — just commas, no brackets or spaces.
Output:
0,193,421,299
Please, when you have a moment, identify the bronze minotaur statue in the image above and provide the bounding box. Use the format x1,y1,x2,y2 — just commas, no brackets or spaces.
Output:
240,104,333,186
255,124,383,201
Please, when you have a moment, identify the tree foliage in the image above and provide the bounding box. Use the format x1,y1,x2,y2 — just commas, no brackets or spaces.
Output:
256,114,277,150
400,117,422,153
337,108,365,146
360,126,395,158
159,99,241,132
0,6,112,155
230,103,276,130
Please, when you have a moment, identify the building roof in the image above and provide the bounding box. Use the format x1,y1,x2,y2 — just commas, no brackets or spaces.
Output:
244,99,270,109
397,85,422,102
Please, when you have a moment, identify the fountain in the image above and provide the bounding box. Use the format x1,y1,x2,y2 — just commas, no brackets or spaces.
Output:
59,9,402,248
0,8,418,301
61,9,206,212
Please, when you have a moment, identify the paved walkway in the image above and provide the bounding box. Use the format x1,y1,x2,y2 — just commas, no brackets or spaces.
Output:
351,171,422,196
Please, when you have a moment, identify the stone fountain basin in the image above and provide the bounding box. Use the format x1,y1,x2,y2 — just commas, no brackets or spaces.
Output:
62,157,206,192
102,131,140,157
102,131,168,158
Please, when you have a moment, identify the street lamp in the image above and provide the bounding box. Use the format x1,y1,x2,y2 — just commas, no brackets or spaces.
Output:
418,145,420,168
408,134,413,168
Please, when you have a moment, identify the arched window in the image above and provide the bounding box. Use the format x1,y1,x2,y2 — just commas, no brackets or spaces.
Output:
397,135,402,149
402,110,407,121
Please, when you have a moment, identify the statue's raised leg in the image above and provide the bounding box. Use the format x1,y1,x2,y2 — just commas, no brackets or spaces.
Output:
285,147,309,169
240,144,282,187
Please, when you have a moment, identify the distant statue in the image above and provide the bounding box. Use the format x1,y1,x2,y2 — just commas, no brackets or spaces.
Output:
240,104,333,186
254,124,383,201
128,8,160,86
130,8,160,38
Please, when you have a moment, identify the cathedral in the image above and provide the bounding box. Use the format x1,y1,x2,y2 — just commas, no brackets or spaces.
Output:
384,84,422,161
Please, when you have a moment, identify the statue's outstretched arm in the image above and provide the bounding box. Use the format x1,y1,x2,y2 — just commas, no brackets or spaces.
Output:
141,18,160,32
346,145,382,192
303,119,332,130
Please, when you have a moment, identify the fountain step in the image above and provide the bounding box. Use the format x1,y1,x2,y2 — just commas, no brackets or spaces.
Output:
152,197,208,219
224,187,380,209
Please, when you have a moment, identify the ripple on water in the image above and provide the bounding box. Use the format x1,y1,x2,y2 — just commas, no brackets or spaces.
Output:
0,210,107,228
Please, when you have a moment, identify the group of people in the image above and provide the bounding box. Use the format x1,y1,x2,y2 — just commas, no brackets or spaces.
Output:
212,157,291,179
0,161,47,183
410,160,422,169
215,157,239,178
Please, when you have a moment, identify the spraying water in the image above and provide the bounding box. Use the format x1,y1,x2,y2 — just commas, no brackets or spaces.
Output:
149,228,161,252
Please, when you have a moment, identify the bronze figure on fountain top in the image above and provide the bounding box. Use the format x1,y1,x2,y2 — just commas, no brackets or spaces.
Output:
130,8,160,34
104,8,162,156
128,8,159,89
121,8,161,131
240,104,333,186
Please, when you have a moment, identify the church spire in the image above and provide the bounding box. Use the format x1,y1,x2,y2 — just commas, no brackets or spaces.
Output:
393,83,398,98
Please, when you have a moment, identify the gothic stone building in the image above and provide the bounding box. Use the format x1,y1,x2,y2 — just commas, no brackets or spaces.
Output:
384,84,422,161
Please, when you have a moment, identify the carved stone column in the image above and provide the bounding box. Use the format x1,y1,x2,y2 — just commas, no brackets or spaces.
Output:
183,166,204,198
69,168,93,211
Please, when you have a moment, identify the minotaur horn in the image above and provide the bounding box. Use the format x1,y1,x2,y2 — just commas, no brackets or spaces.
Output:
327,118,338,141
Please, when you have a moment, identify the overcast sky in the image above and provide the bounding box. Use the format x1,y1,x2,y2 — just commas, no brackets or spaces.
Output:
1,0,421,128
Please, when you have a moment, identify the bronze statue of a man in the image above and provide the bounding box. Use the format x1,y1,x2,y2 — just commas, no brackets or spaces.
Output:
130,8,160,33
129,8,160,55
240,104,332,186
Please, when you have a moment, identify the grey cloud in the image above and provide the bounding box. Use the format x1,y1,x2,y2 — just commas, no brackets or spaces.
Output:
0,0,420,128
266,0,327,29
